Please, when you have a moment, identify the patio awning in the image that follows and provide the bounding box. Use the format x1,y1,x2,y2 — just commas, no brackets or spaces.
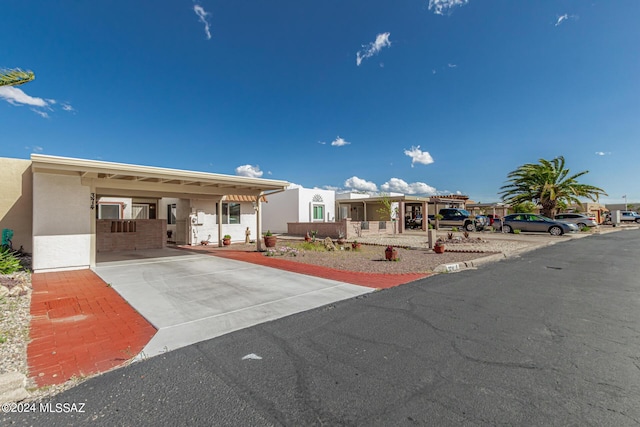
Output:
31,154,289,199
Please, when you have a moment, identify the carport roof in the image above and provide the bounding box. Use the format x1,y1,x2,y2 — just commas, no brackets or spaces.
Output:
31,154,290,198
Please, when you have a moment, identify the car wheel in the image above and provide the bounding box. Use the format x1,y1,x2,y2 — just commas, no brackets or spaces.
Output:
636,218,640,224
503,224,512,233
549,226,563,236
577,223,587,229
465,222,475,232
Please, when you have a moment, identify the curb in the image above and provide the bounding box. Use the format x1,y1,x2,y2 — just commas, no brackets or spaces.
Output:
433,242,550,273
0,372,29,404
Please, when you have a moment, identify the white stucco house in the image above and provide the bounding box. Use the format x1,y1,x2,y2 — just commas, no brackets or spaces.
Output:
0,155,289,272
261,187,336,234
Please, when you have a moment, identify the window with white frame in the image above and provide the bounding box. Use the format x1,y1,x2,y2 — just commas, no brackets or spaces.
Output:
98,203,121,219
312,204,324,221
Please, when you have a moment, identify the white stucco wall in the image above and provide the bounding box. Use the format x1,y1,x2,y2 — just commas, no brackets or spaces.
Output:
33,173,91,271
262,188,335,233
262,190,299,233
188,199,257,244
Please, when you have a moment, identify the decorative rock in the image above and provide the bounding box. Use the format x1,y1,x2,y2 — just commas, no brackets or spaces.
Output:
323,237,336,251
0,372,30,404
0,286,8,298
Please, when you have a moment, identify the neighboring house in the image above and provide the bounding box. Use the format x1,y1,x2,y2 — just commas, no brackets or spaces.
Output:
0,155,289,272
262,187,335,234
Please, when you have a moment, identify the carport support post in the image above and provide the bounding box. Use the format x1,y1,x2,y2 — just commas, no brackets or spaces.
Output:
217,198,223,247
256,194,263,251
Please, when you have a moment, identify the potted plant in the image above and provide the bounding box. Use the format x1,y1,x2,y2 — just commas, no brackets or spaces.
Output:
304,231,312,242
264,230,277,248
434,239,445,254
385,245,398,261
223,234,231,246
336,231,345,245
351,240,361,250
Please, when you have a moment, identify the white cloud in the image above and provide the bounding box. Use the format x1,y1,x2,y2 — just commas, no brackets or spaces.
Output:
428,0,470,15
286,182,303,189
235,164,263,178
404,145,434,167
317,141,326,145
331,136,350,147
31,109,49,119
447,63,457,68
555,14,568,26
0,86,74,118
24,145,43,153
381,178,437,195
595,151,611,156
344,176,378,192
322,185,341,191
0,86,48,107
193,4,212,40
555,14,578,26
356,32,391,66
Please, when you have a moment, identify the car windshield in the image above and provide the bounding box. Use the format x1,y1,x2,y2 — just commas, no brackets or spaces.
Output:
459,209,471,216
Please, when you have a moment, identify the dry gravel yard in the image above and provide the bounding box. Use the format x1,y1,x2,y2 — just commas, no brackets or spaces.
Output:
273,232,537,273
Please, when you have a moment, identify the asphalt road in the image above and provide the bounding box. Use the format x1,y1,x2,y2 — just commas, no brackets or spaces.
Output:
4,230,640,426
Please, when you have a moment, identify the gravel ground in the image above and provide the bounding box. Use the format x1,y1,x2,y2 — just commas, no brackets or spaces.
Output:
274,232,536,274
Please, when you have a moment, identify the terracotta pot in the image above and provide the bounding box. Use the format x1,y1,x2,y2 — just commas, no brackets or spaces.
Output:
223,238,231,246
264,235,277,248
434,244,445,254
337,238,345,245
352,243,361,250
385,247,398,261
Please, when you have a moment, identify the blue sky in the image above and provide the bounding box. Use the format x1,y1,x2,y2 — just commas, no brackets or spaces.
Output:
1,0,638,204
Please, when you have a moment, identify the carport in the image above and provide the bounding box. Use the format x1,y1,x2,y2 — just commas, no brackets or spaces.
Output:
95,247,372,357
30,154,289,272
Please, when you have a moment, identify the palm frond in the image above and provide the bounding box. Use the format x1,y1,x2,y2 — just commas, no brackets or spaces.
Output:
0,68,35,87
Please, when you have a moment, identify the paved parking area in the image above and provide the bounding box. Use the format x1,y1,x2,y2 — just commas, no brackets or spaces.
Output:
95,248,373,357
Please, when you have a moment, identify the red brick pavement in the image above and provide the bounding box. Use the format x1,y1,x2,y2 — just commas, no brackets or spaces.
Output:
183,246,431,289
28,270,156,386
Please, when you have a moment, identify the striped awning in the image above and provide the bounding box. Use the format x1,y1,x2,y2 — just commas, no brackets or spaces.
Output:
224,195,268,202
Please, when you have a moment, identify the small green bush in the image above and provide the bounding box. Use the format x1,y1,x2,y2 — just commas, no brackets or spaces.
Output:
297,242,327,252
451,227,459,232
513,229,521,234
0,248,21,274
580,227,590,232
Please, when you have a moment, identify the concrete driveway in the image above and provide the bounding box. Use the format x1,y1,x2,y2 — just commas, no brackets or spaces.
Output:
95,248,372,357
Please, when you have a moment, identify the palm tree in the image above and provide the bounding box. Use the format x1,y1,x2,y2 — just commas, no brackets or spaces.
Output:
0,68,35,87
500,156,607,218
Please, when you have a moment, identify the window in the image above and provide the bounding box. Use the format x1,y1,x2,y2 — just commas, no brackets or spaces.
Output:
220,203,241,224
312,204,324,221
167,204,177,225
98,204,121,219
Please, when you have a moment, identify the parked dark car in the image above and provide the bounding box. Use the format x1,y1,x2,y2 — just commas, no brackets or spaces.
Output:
429,208,487,231
495,213,579,236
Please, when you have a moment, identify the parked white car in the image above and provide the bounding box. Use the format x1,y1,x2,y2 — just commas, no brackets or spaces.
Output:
620,211,640,223
554,213,598,228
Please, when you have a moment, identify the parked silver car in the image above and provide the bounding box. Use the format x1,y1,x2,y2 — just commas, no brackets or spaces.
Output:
495,213,579,236
554,213,598,228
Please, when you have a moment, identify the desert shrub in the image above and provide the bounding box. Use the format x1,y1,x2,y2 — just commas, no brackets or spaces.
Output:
0,248,21,274
297,242,327,252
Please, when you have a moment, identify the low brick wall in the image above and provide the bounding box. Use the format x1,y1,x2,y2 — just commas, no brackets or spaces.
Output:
97,219,166,252
287,219,396,239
